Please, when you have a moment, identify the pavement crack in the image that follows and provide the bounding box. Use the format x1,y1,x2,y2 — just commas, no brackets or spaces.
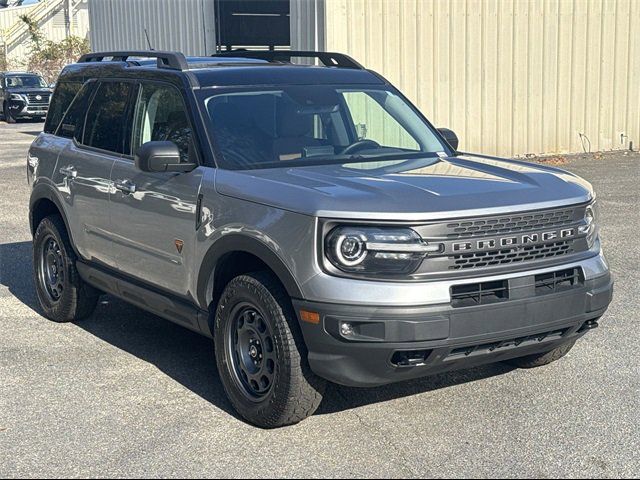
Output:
336,389,422,477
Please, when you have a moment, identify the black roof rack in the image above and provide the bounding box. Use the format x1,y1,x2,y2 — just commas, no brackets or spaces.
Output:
77,51,189,71
211,50,364,69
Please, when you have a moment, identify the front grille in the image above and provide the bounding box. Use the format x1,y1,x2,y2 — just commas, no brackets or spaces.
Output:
450,239,575,270
26,93,50,105
442,208,576,239
413,204,589,276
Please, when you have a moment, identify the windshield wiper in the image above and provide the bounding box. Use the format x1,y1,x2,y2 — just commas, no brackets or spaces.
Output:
341,151,441,163
236,151,444,171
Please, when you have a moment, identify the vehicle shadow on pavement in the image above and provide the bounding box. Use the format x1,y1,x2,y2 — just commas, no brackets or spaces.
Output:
0,241,240,419
317,364,514,415
1,241,514,421
81,296,243,420
0,241,40,312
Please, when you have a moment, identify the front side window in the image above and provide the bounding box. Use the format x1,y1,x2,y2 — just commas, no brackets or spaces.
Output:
131,83,193,163
5,75,47,88
83,82,133,154
202,85,447,170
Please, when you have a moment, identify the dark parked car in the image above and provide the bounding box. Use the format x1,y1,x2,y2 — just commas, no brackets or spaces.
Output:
0,72,52,123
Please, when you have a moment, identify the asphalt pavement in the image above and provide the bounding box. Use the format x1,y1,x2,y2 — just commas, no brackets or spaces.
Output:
0,120,638,478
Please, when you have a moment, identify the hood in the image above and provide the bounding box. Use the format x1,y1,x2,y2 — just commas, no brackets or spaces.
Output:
7,87,52,94
215,154,594,221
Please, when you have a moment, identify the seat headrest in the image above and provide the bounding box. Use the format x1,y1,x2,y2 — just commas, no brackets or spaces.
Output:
211,102,253,130
276,102,313,138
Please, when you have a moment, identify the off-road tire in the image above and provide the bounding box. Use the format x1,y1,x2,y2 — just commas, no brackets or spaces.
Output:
504,340,576,369
33,214,99,322
214,271,326,428
3,102,16,124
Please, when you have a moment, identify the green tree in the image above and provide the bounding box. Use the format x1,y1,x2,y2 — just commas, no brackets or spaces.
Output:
19,13,90,83
0,51,8,72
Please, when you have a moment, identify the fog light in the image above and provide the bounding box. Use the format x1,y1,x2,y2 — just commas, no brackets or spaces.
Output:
340,322,355,337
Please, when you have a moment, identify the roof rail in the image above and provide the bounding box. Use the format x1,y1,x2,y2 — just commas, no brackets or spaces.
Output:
77,51,189,71
211,50,364,69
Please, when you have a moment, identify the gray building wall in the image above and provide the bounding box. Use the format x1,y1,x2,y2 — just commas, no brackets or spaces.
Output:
290,0,324,52
89,0,216,56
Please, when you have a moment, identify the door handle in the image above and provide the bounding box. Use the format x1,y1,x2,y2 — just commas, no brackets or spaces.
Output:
114,179,136,194
59,165,77,179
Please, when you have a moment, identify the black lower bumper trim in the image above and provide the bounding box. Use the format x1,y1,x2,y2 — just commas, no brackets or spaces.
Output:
294,272,613,387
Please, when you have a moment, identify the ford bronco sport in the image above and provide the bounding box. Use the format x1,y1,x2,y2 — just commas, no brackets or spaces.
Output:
27,51,613,428
1,72,52,123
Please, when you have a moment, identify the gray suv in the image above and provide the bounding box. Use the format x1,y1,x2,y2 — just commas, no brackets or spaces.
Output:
28,51,613,428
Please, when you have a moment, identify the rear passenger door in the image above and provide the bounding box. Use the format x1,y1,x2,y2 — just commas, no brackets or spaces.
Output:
55,80,134,268
109,82,203,297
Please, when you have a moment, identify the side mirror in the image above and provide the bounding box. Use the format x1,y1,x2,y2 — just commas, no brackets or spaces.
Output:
437,128,459,151
135,141,196,173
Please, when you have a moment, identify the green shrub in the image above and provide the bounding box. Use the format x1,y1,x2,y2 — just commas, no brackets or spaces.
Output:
19,13,90,83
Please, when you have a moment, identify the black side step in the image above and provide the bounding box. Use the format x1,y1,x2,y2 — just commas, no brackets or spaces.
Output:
76,261,211,338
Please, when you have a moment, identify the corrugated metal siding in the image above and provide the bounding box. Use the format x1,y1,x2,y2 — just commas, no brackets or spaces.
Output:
291,0,325,51
316,0,640,157
88,0,216,56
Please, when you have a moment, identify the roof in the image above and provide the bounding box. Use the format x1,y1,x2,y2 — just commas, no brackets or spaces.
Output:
3,71,41,76
191,64,384,87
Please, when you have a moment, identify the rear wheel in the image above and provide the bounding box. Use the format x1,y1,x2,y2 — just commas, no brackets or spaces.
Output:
33,215,99,322
504,340,576,368
3,102,16,124
214,271,325,428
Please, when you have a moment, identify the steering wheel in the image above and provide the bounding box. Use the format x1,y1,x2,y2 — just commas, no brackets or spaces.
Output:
342,139,381,155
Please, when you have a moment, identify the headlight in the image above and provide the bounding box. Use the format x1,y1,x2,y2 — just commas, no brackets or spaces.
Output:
579,201,600,248
10,93,25,102
325,226,441,276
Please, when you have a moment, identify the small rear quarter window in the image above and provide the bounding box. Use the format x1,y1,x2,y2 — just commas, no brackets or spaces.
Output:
44,81,82,134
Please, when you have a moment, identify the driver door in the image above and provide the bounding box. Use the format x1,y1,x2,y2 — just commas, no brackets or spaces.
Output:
109,82,203,297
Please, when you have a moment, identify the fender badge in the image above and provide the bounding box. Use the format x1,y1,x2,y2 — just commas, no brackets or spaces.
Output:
174,239,184,254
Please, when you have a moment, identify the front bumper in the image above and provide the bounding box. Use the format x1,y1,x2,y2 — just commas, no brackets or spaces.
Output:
7,100,49,118
294,259,613,387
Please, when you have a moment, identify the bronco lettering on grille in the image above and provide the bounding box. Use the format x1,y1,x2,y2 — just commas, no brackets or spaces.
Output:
452,228,577,252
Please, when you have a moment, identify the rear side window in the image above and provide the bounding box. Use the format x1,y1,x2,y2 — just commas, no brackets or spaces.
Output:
45,81,82,134
57,83,95,141
83,82,134,154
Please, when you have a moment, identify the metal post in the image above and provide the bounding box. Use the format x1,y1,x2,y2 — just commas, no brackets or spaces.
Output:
65,0,72,37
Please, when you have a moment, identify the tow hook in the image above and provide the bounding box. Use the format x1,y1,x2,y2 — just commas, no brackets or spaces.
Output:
579,320,599,333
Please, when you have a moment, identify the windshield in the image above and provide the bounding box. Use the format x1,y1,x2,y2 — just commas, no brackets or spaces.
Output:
5,75,48,89
202,86,449,170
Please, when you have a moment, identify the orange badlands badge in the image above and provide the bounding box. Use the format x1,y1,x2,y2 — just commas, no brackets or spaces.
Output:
174,239,184,254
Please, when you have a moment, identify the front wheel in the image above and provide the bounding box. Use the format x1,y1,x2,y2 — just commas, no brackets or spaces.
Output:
504,340,576,369
3,103,16,124
214,272,326,428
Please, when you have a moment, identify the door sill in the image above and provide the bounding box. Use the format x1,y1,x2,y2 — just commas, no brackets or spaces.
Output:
76,260,212,338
